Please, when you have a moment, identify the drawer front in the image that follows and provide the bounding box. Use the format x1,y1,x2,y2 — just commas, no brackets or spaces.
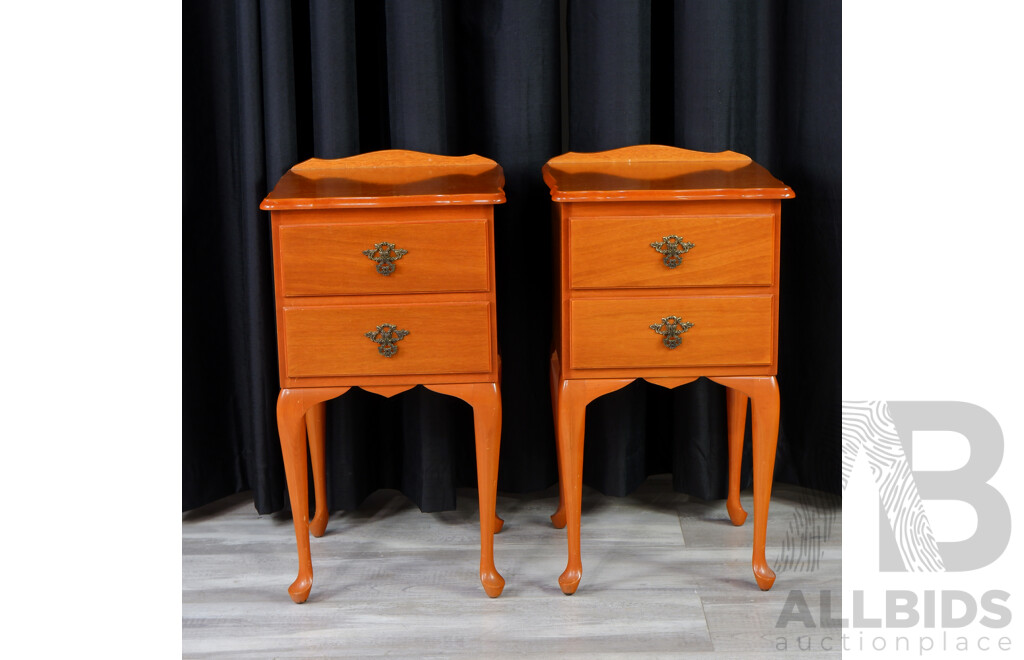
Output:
569,296,773,369
569,215,774,289
284,302,493,378
279,219,489,296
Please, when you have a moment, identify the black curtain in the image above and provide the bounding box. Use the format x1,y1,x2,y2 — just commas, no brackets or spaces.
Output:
183,0,840,514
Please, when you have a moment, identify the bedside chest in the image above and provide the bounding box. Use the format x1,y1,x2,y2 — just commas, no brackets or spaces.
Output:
260,150,506,602
542,145,794,594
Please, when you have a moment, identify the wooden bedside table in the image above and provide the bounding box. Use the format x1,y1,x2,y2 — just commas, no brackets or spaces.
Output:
260,150,506,602
542,145,794,594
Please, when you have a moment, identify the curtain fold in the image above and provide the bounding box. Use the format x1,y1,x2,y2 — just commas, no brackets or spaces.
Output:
384,0,449,153
308,0,360,157
183,0,841,513
567,0,652,149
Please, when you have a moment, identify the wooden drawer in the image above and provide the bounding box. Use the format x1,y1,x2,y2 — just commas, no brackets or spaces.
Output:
279,218,489,296
283,302,492,378
569,215,774,289
569,296,773,369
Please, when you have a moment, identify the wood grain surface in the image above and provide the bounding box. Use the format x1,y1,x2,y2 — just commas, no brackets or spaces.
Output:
283,302,492,378
569,296,773,370
279,217,490,296
261,150,506,209
543,144,793,202
569,214,775,289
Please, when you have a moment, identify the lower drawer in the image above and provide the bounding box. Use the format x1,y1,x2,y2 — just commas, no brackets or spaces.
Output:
283,302,492,378
569,296,773,369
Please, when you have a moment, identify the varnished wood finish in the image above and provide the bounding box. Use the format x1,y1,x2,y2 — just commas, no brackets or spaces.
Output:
555,376,635,594
277,387,351,603
260,150,505,210
644,376,698,390
542,145,792,202
725,388,749,527
710,376,780,590
569,214,775,289
554,197,783,383
548,351,567,530
425,382,504,597
263,150,505,601
283,302,493,378
270,209,500,390
306,402,329,538
279,217,489,296
359,383,418,398
569,296,774,369
545,145,791,592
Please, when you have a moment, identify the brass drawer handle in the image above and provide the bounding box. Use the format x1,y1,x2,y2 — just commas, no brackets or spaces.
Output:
365,323,409,357
362,241,408,276
650,316,694,349
650,235,694,268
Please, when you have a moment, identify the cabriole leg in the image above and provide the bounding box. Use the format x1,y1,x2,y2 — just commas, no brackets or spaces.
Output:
553,378,633,595
725,388,749,526
749,377,780,589
711,376,780,590
276,387,349,603
556,379,586,594
277,389,314,603
427,382,505,597
471,383,504,597
549,352,566,529
306,401,329,538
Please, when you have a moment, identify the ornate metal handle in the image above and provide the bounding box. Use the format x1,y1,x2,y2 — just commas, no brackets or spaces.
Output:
365,323,409,357
362,241,408,276
650,235,695,268
649,316,694,349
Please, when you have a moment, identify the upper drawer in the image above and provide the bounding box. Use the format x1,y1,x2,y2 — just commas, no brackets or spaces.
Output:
569,215,774,289
278,218,489,296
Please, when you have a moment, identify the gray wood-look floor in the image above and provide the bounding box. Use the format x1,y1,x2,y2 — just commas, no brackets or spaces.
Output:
183,475,841,659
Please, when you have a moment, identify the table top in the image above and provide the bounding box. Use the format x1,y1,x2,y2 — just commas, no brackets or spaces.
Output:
542,145,793,202
261,150,506,210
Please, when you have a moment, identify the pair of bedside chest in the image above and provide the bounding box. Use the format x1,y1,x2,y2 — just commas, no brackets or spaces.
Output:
260,146,793,602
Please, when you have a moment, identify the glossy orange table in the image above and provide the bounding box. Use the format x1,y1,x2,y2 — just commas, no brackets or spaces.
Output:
261,150,506,602
543,145,794,593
